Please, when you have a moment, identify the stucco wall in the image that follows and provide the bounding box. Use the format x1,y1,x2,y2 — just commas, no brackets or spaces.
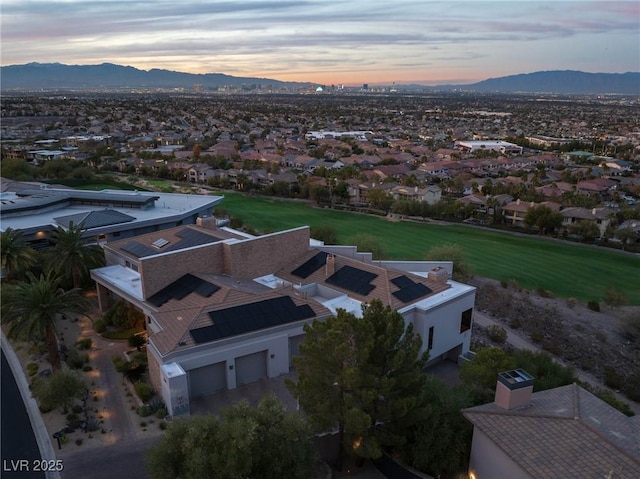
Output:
409,289,475,361
468,427,531,479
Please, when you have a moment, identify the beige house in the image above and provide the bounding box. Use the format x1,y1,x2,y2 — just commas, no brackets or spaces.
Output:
463,371,640,479
561,207,614,238
91,223,476,416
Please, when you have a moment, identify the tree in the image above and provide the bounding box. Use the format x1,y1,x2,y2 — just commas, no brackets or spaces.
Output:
1,227,36,281
402,376,476,477
128,333,147,351
349,233,387,259
512,350,576,391
287,300,427,469
524,205,563,235
568,220,600,242
366,188,393,212
425,243,472,281
31,368,87,413
459,347,515,402
48,222,105,289
146,394,315,479
310,225,338,244
2,272,90,371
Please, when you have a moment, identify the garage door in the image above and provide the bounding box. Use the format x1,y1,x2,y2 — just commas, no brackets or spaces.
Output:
235,351,268,386
289,334,306,369
188,361,226,397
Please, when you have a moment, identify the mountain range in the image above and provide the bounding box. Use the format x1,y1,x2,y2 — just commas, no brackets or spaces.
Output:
1,63,638,95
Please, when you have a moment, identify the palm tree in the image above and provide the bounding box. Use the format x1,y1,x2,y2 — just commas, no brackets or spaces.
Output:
2,272,89,371
48,223,105,289
1,227,36,281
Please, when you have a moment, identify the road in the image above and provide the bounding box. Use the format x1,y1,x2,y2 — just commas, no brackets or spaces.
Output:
1,351,45,479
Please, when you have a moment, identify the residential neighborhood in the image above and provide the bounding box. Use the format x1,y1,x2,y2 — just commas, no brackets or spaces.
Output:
1,91,639,479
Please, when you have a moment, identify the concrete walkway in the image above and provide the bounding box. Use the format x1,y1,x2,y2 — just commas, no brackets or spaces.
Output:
473,310,640,415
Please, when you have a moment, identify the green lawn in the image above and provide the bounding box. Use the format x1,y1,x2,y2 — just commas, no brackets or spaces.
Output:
219,193,640,305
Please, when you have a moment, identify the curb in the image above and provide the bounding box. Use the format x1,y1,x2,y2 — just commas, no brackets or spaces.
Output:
1,331,61,479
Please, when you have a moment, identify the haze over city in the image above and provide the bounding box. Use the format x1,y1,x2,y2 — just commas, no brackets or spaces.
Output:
1,0,639,85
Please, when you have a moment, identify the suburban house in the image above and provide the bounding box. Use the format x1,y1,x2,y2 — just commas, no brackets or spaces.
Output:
463,370,640,478
501,200,561,227
561,206,614,238
90,222,476,417
390,185,442,204
0,179,223,248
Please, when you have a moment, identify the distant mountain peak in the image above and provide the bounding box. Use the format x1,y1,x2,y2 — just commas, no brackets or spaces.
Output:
1,63,638,94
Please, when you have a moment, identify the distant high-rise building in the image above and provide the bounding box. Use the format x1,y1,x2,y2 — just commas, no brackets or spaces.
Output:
362,83,369,90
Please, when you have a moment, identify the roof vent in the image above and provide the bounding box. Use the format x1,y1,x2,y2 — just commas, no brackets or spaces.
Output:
152,238,170,248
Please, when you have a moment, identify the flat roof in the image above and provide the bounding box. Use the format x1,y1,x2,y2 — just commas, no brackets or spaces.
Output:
0,187,223,235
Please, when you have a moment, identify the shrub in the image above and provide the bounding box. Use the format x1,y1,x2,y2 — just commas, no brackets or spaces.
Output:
134,382,153,403
603,367,623,390
72,405,83,414
159,422,167,430
565,297,578,309
93,319,107,333
147,396,166,414
128,334,146,351
155,408,167,419
535,287,553,298
486,325,507,344
593,389,635,417
500,279,508,289
26,362,39,377
76,338,92,350
66,348,89,369
85,418,100,432
75,439,83,446
587,301,600,312
603,286,629,309
137,405,152,417
83,365,93,372
509,318,522,329
111,355,126,372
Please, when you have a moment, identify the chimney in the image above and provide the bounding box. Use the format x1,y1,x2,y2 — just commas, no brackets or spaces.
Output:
428,266,449,284
325,254,336,277
494,369,534,410
592,208,597,215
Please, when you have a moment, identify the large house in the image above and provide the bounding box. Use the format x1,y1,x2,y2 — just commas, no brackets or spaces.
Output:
0,179,223,248
90,222,476,417
463,370,640,478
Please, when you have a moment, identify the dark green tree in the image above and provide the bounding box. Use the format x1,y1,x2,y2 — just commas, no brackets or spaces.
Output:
459,347,515,402
31,368,87,413
402,376,476,477
287,299,427,469
1,227,36,281
524,205,563,235
146,394,315,479
2,272,89,370
349,233,387,259
48,222,105,289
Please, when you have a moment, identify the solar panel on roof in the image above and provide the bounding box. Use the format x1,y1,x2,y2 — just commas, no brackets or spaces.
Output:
169,228,222,251
122,241,157,258
392,277,432,303
191,296,316,344
391,275,414,289
291,251,328,278
326,265,378,296
148,274,220,307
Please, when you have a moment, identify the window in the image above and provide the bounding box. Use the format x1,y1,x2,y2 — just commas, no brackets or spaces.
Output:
428,326,434,350
112,231,121,237
460,308,472,333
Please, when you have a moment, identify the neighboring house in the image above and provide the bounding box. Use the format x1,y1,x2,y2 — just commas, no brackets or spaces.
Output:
463,370,640,479
0,179,222,247
90,224,476,417
188,163,217,183
501,200,561,227
560,207,614,238
390,185,442,205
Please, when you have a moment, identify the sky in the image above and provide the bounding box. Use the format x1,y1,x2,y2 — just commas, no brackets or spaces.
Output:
1,0,639,86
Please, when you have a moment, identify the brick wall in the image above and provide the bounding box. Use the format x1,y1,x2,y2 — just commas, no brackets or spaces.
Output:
223,227,309,278
139,242,225,298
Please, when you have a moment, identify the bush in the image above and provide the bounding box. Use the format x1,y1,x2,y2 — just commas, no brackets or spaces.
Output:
66,348,89,369
134,381,153,403
155,407,168,419
587,301,600,312
593,389,635,417
603,367,623,390
565,297,578,309
603,286,629,309
112,355,126,372
137,405,152,417
486,325,507,344
26,362,39,377
76,338,92,350
93,319,107,333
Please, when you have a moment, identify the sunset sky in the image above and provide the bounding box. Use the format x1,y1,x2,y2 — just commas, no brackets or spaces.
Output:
2,0,638,85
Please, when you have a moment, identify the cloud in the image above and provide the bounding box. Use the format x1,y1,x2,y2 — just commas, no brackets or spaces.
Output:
2,0,638,82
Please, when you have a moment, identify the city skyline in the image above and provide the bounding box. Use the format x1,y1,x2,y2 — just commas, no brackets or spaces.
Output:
1,1,638,86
